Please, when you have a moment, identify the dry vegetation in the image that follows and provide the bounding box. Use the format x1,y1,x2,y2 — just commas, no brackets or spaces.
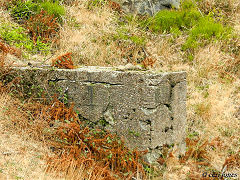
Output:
0,0,240,179
0,93,57,180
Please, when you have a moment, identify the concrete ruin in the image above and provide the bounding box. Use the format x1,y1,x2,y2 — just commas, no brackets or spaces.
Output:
13,66,187,163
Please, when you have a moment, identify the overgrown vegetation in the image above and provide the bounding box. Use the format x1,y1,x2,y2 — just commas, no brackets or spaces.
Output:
0,0,65,57
24,10,60,44
145,0,232,53
0,0,240,179
8,0,65,23
0,23,50,54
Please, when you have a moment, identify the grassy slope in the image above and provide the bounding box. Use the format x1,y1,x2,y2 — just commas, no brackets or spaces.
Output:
0,0,240,179
0,93,57,180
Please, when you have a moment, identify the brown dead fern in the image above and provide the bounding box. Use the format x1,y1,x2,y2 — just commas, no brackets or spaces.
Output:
52,52,74,69
0,40,21,84
43,97,147,179
25,10,59,44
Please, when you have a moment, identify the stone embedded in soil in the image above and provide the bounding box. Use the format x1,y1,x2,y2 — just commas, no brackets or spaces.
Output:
117,0,180,16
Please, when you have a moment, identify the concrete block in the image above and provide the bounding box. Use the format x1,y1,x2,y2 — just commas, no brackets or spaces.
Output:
12,66,187,163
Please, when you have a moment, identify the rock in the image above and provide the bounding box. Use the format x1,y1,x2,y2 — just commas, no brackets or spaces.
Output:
117,0,180,16
116,63,143,71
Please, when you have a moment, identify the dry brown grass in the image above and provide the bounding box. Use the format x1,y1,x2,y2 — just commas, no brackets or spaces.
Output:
0,0,239,179
197,0,240,22
0,91,148,180
0,93,57,180
56,1,124,67
147,39,240,178
150,39,240,178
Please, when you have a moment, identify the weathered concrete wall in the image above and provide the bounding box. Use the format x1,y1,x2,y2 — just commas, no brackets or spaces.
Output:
13,66,186,163
116,0,180,16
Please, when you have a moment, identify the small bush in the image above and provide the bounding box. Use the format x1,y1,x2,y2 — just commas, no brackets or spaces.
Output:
9,0,65,24
147,9,201,33
39,1,65,24
9,0,40,22
190,17,229,40
144,0,232,51
0,23,50,54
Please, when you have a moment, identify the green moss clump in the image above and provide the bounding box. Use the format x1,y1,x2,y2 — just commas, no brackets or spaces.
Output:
183,16,231,50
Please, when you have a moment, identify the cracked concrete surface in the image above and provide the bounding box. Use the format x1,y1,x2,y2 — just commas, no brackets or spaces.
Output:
13,66,187,163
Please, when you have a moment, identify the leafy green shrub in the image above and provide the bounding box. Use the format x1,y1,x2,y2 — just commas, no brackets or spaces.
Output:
191,17,229,39
9,0,40,22
9,0,65,24
0,23,50,54
39,1,65,24
6,0,63,52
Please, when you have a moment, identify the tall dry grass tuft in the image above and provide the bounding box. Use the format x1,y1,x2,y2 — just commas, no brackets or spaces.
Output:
197,0,240,20
57,1,124,66
145,35,187,71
